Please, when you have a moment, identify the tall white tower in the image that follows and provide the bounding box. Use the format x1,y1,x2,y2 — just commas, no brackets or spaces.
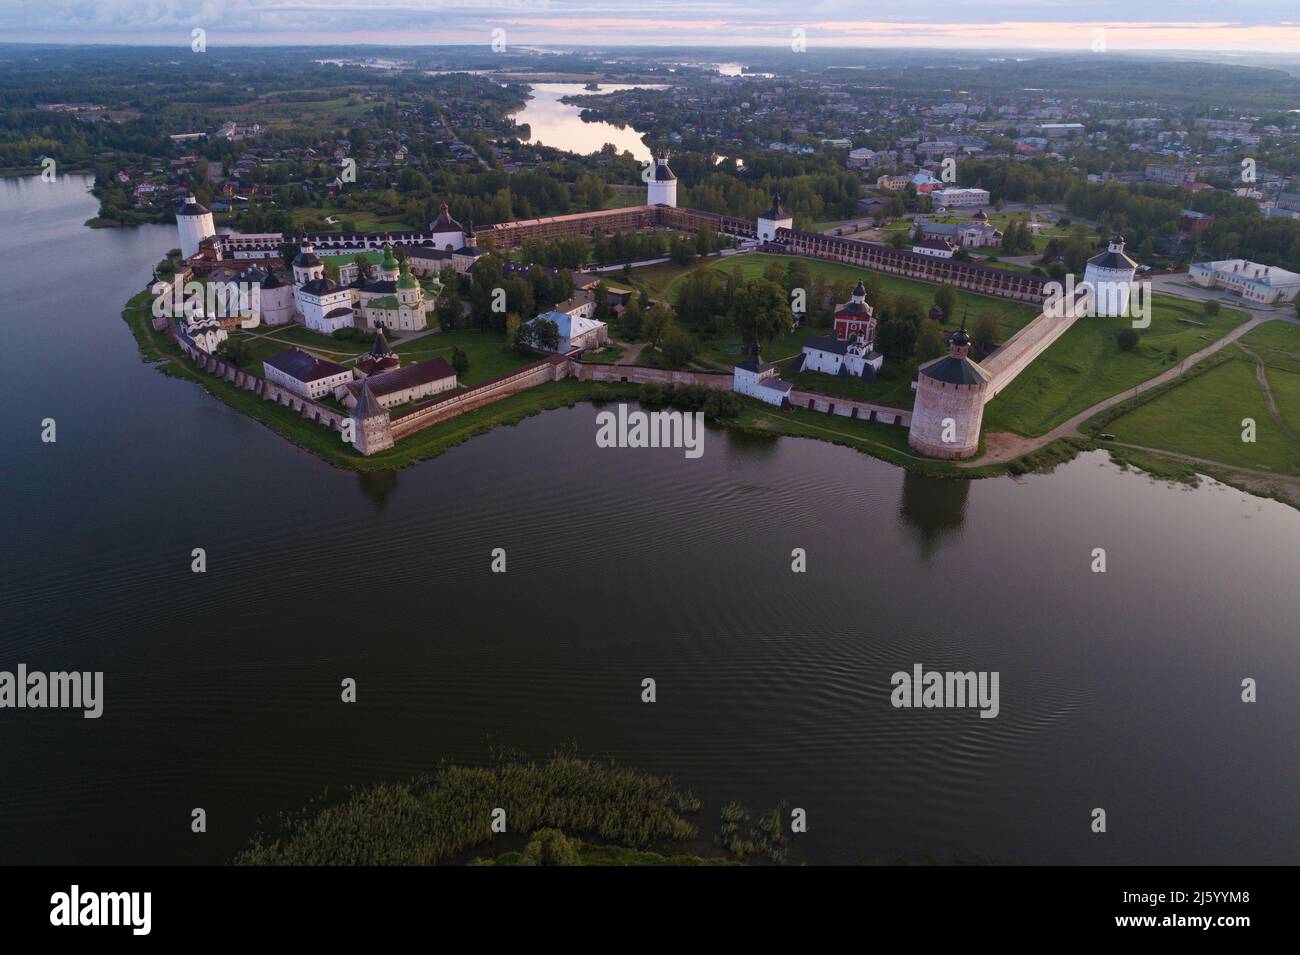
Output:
647,156,677,207
1082,234,1139,317
176,195,216,260
756,190,793,243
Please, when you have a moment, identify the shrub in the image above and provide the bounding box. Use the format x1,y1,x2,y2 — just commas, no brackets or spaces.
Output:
702,390,741,420
669,384,709,411
1117,329,1140,352
590,383,612,403
639,381,666,406
523,829,582,866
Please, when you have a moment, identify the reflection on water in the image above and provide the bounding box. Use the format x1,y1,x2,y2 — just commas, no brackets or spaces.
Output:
898,471,972,560
357,469,400,510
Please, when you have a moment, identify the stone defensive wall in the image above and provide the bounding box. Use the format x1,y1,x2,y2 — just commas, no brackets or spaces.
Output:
174,329,350,432
980,292,1088,400
189,206,758,270
774,228,1048,304
388,354,569,440
573,361,911,426
788,390,912,427
186,205,1038,310
571,360,734,389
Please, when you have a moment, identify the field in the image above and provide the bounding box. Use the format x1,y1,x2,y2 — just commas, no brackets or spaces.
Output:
982,296,1249,436
1101,343,1300,475
393,329,536,386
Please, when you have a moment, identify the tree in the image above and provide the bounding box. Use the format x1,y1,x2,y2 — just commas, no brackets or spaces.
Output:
519,316,559,354
593,281,611,321
876,319,917,363
933,283,958,322
973,311,1001,350
662,326,695,368
451,346,469,376
914,319,946,362
731,278,791,347
1203,299,1221,317
215,338,252,365
642,303,674,349
1117,329,1140,352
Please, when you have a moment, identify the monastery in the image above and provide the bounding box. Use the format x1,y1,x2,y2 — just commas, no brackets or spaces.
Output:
169,157,1136,460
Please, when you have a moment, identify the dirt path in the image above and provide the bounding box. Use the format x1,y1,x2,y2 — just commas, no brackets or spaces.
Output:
616,342,646,365
960,315,1272,467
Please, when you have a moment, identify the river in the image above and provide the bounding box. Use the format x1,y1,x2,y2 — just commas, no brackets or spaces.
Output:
508,83,654,161
1,174,1297,865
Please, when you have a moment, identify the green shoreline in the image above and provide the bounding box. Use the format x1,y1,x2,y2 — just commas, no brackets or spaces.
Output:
121,290,1289,501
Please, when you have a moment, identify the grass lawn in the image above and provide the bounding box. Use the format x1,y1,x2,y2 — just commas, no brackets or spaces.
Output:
1266,362,1300,439
286,203,413,233
579,344,625,364
982,295,1249,437
663,253,1042,341
622,260,691,298
392,329,535,386
786,365,916,408
1103,351,1300,474
1241,320,1300,375
233,325,364,364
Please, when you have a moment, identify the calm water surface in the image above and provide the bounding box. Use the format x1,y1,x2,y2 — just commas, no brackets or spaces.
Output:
509,83,653,161
1,176,1298,865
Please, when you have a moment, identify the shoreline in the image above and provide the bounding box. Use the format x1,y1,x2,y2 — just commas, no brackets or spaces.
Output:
121,288,1296,507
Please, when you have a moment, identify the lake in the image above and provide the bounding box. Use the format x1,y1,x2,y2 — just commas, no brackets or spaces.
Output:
509,83,654,162
1,174,1297,865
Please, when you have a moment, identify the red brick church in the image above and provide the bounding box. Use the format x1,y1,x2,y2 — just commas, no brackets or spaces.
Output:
833,280,877,344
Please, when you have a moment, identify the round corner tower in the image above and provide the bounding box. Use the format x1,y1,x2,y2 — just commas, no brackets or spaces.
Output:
908,324,991,460
1082,234,1139,318
647,156,677,207
176,195,216,260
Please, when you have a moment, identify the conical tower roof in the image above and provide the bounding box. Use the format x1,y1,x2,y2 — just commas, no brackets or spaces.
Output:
352,381,386,419
369,326,393,358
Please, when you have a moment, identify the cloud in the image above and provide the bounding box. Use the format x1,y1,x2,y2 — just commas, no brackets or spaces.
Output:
2,0,1299,50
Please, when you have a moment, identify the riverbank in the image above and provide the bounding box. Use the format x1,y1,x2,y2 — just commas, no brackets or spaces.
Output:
122,286,1186,486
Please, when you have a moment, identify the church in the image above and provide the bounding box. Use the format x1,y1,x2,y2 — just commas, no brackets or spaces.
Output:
793,279,883,381
288,240,439,333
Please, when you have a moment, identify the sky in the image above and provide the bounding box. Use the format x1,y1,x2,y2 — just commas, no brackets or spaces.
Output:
1,1,1299,52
